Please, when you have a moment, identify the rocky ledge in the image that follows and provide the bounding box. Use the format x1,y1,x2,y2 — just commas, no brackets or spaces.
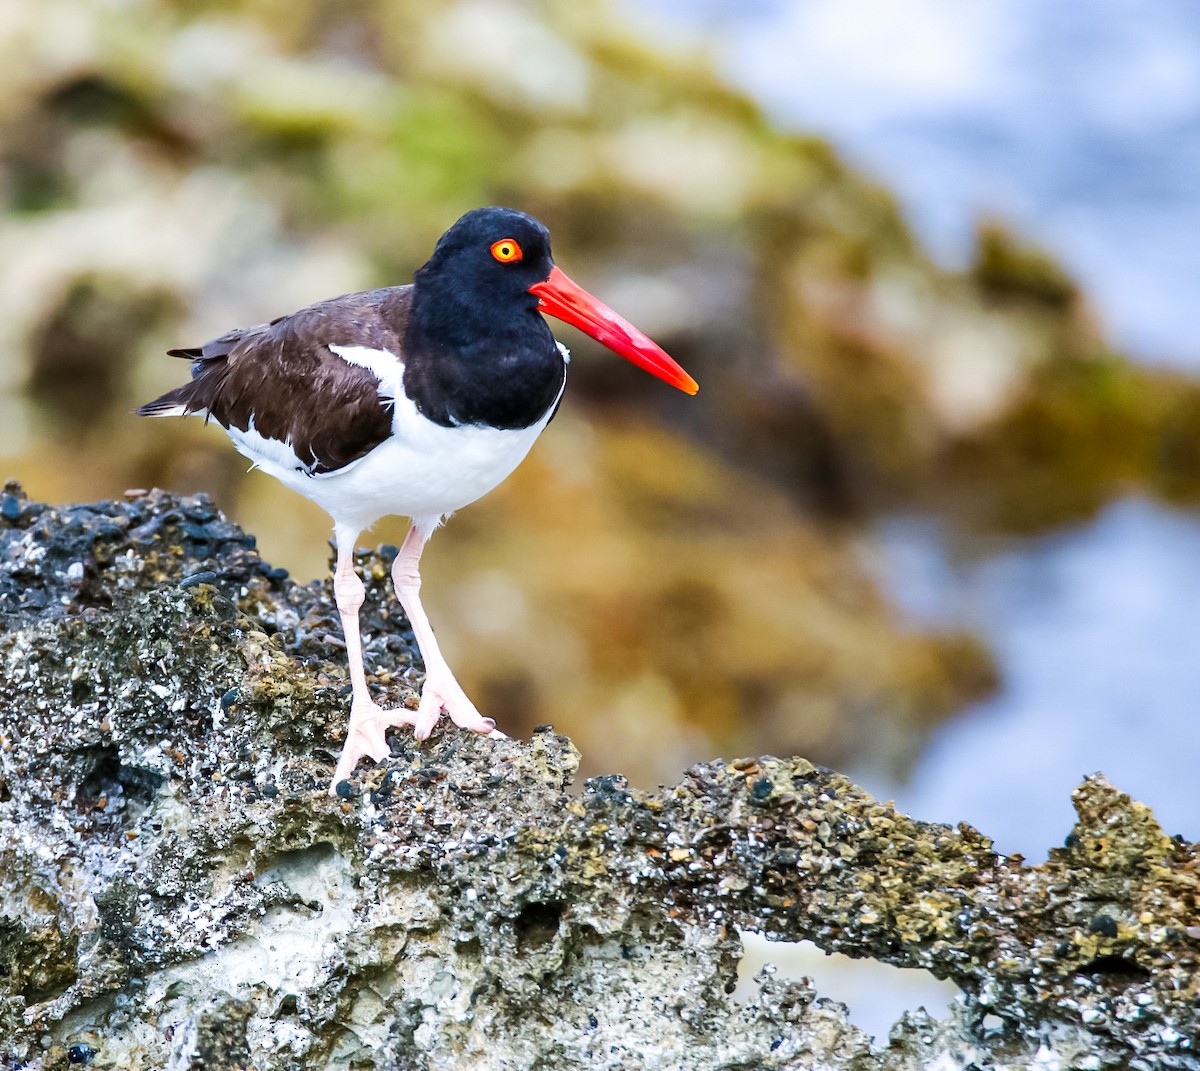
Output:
0,484,1196,1070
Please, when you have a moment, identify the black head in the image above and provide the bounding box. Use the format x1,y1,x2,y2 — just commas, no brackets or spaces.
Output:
404,207,567,429
404,205,697,425
413,207,556,328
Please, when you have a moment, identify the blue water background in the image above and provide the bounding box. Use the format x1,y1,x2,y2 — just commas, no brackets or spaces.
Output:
877,500,1200,856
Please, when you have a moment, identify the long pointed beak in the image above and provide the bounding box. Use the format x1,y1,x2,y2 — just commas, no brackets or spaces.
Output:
529,266,699,395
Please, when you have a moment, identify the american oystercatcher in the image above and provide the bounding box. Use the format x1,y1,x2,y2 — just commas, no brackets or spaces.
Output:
139,206,698,790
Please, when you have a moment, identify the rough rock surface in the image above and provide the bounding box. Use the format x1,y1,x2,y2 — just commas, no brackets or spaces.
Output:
1,484,1196,1070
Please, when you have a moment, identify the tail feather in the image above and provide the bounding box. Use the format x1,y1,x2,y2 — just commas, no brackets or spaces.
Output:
138,328,246,421
169,328,244,362
136,382,210,418
136,400,187,418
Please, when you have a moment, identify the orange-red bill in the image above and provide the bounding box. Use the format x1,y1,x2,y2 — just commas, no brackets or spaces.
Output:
529,266,699,395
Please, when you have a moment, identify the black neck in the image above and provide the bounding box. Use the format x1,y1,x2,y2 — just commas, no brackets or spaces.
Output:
402,279,566,430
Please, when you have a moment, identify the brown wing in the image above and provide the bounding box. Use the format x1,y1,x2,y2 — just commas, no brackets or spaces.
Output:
138,287,413,474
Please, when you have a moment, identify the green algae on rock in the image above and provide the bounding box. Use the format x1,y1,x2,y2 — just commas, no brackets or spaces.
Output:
1,487,1197,1069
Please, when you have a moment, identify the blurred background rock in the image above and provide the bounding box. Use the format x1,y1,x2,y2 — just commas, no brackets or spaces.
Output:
2,0,1197,859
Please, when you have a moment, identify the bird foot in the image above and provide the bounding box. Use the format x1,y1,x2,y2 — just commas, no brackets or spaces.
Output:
411,673,506,741
330,697,397,792
329,682,505,794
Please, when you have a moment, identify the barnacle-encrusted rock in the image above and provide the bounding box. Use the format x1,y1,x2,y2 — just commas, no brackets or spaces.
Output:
1,484,1196,1070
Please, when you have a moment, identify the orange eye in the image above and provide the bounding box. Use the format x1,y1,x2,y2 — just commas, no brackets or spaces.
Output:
490,238,523,263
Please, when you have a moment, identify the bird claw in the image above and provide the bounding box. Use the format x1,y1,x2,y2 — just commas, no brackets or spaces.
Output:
330,698,393,792
415,675,500,738
329,683,505,793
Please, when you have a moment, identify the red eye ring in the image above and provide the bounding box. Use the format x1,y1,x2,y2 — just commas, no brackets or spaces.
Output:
490,238,523,263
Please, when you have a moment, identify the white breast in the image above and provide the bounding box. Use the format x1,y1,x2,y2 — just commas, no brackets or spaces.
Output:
224,344,565,534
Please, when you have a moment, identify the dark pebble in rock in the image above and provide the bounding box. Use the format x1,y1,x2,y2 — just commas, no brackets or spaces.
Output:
92,522,128,543
128,520,163,544
587,774,632,803
335,780,355,800
182,500,218,523
752,777,774,800
1089,914,1119,938
214,522,246,542
1,495,21,522
181,522,215,543
180,571,218,589
220,687,240,710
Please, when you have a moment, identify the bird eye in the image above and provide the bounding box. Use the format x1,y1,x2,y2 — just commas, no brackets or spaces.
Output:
490,238,523,264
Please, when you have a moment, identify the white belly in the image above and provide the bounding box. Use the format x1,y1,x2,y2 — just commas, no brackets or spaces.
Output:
226,361,562,533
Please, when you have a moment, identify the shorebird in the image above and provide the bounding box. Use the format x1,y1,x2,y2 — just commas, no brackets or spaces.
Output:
139,206,698,791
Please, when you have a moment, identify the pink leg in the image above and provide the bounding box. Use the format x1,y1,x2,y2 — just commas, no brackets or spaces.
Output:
328,526,429,791
391,524,505,741
329,528,392,789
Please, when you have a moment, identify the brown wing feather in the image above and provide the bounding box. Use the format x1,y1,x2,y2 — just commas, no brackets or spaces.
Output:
138,287,413,473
